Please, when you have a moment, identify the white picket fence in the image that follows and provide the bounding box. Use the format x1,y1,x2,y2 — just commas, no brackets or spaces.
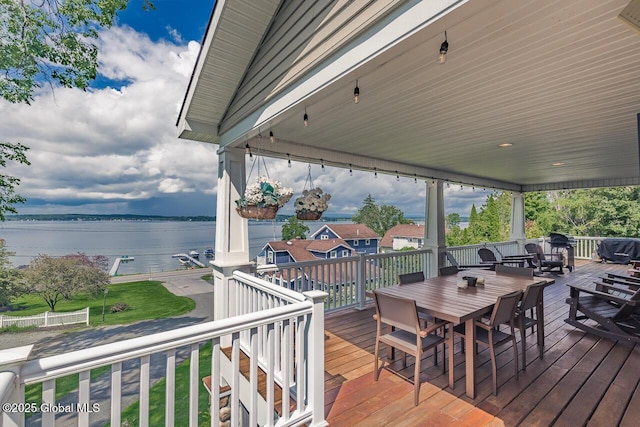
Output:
0,307,90,328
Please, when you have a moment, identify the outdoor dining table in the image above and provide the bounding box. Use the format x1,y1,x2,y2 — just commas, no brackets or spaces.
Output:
371,269,555,398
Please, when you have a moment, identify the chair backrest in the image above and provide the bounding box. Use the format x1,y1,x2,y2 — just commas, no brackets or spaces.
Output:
525,243,547,261
520,282,545,312
495,264,534,278
439,265,459,276
489,290,523,327
612,287,640,320
445,252,460,267
399,271,425,285
478,248,498,262
373,291,420,333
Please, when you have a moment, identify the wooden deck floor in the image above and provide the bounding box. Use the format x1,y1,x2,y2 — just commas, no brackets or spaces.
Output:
323,260,640,426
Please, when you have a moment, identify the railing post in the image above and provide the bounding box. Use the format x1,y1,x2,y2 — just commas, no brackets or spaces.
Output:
357,253,366,310
85,307,90,325
303,290,328,427
44,311,48,327
0,345,33,427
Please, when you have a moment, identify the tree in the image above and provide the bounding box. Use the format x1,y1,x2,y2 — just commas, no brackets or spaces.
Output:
446,213,461,230
0,142,30,220
351,194,413,237
23,253,110,311
1,0,153,218
1,0,155,104
282,216,310,240
0,242,22,307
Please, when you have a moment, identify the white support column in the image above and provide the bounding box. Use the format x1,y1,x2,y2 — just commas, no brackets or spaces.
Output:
510,192,527,252
424,180,446,278
212,148,253,323
303,290,328,427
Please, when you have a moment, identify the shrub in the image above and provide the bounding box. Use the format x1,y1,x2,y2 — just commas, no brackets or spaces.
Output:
110,302,129,313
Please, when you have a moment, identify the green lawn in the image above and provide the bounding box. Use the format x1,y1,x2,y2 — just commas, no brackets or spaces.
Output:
10,280,203,423
7,281,196,326
116,342,213,427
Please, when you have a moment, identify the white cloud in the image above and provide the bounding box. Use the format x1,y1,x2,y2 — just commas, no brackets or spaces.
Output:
0,25,216,215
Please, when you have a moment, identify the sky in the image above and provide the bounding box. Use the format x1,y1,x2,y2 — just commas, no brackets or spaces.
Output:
0,0,495,218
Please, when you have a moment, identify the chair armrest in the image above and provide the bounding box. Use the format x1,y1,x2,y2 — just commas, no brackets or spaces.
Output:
474,320,493,332
567,283,638,306
593,281,635,295
419,321,448,337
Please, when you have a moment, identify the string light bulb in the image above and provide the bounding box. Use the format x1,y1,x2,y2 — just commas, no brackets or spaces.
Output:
269,129,275,143
287,154,291,168
374,167,378,179
438,31,449,64
396,171,399,182
349,164,353,176
353,80,360,104
245,143,250,155
414,174,417,184
303,108,309,127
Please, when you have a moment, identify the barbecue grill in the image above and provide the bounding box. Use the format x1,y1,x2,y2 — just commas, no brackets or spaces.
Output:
548,232,575,271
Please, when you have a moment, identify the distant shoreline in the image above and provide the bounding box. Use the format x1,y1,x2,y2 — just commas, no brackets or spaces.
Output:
5,214,217,222
5,213,359,222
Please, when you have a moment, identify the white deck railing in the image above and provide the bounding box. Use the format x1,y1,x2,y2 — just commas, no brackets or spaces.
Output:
1,272,328,427
255,236,611,312
256,249,433,312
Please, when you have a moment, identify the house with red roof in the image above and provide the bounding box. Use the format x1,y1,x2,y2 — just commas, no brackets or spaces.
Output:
259,237,355,265
380,224,425,252
309,223,380,255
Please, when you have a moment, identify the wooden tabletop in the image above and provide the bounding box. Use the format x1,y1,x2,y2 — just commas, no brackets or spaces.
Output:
372,269,554,324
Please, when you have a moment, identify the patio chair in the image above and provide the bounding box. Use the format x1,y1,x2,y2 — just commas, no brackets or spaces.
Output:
453,290,523,395
495,264,534,278
478,248,503,267
398,271,431,326
445,251,494,271
373,291,449,406
515,282,545,370
565,281,640,344
525,243,564,273
399,271,425,284
439,265,459,276
627,260,640,277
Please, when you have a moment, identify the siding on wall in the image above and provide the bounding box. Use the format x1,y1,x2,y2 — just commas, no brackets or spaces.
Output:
220,0,404,133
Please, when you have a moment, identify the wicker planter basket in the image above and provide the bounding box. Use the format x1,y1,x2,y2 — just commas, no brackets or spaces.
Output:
236,205,279,220
296,210,323,221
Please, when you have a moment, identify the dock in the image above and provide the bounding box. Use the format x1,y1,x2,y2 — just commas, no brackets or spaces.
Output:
109,256,135,276
171,253,206,268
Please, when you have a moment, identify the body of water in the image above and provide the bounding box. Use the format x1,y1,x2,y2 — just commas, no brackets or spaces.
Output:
0,220,332,275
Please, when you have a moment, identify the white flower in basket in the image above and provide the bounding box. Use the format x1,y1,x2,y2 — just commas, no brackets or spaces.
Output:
294,187,331,213
236,176,293,208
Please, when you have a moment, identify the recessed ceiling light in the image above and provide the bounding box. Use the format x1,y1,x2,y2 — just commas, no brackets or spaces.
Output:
552,162,565,166
499,143,513,147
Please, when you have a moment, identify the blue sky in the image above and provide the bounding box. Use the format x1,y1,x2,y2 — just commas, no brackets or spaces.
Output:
0,0,492,218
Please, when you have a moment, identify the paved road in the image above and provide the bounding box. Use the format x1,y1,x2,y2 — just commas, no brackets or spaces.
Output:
2,270,214,426
2,269,214,352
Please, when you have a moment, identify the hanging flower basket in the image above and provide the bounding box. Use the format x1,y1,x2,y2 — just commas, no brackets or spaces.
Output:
235,176,293,220
294,187,331,221
236,205,279,220
296,209,323,221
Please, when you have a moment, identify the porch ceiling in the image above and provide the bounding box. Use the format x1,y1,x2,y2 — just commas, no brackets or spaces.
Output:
178,0,640,192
